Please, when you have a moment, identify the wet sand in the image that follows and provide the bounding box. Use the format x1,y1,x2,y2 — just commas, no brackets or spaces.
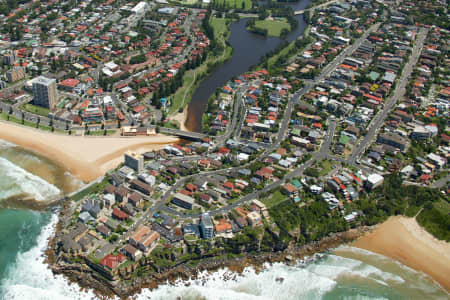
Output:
0,121,178,182
353,216,450,292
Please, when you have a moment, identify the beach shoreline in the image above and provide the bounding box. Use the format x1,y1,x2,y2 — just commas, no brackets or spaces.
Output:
47,199,369,299
352,215,450,292
0,120,178,182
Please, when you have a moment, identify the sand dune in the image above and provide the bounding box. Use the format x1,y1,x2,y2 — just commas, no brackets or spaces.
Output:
0,121,178,182
353,216,450,292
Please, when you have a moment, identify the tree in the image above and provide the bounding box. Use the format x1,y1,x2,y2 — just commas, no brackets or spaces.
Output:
109,234,118,243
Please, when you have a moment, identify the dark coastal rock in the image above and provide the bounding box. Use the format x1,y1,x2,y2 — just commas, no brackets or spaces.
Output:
46,203,372,299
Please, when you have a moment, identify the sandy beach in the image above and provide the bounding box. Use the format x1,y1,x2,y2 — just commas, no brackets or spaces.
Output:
0,121,178,182
353,216,450,292
170,107,188,132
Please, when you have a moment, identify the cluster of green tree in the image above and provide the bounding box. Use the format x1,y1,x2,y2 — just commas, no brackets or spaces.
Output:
246,19,269,37
0,0,30,15
211,0,250,10
129,54,147,65
202,9,215,42
417,203,450,241
202,89,220,133
263,173,447,251
255,35,312,74
270,199,349,244
220,226,263,254
0,21,23,41
202,9,226,57
152,54,205,108
356,174,443,225
407,6,448,30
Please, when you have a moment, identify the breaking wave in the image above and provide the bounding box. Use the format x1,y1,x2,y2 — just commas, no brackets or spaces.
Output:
1,216,448,300
0,157,61,202
0,214,448,300
0,214,97,300
0,140,15,150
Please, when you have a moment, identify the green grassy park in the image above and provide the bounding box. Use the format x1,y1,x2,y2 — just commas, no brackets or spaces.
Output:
21,103,50,117
254,18,291,37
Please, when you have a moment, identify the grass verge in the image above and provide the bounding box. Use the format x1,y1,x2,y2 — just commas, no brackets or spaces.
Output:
169,17,233,115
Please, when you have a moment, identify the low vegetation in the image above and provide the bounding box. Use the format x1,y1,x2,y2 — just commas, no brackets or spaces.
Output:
417,200,450,241
169,16,233,115
22,103,50,117
251,18,291,37
212,0,252,10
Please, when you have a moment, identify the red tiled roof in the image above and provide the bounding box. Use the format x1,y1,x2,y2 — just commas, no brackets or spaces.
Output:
112,208,129,220
215,220,232,232
283,183,297,193
60,78,79,88
100,253,126,270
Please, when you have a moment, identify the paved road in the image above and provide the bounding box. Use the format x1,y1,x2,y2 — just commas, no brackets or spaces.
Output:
161,117,337,219
149,23,381,219
347,27,428,164
215,84,248,145
90,25,438,256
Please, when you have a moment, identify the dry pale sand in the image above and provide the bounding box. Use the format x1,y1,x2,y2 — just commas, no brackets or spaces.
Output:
170,107,188,131
0,121,178,182
353,216,450,292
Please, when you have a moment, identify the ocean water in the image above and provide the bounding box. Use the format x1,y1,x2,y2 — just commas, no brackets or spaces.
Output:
0,140,82,208
0,140,448,300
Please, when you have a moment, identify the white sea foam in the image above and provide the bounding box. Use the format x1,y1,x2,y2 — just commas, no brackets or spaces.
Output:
1,217,447,300
308,253,405,285
0,157,61,202
1,214,97,300
0,139,15,149
137,263,337,300
337,245,428,280
335,245,449,295
64,171,85,191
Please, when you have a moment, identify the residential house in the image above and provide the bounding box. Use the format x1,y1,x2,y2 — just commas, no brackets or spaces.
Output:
129,225,160,254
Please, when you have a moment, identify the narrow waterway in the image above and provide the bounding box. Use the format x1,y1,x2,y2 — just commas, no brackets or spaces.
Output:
185,0,311,132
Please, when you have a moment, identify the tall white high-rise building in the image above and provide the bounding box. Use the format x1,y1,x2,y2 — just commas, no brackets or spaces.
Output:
32,76,57,110
200,213,214,239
